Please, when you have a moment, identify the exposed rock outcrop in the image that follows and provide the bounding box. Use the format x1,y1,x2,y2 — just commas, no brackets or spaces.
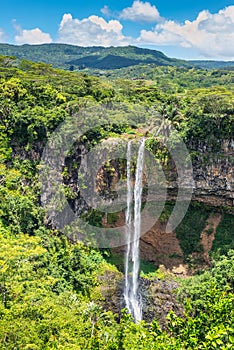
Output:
97,268,183,327
40,135,233,267
190,139,233,209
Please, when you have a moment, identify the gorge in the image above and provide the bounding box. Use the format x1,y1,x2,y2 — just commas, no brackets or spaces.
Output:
0,53,233,348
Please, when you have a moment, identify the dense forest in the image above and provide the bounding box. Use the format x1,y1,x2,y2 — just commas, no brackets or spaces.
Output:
0,52,233,349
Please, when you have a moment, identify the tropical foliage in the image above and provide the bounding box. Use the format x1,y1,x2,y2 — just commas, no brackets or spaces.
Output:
0,53,233,349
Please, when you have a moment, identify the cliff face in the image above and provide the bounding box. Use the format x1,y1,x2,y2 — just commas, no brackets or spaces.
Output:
191,139,233,209
139,212,223,271
91,138,234,209
140,221,183,268
98,137,233,268
40,135,233,267
111,211,224,272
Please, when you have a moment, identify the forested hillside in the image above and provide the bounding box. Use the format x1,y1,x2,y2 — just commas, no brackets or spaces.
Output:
0,54,233,349
0,44,190,70
190,60,234,69
0,44,234,71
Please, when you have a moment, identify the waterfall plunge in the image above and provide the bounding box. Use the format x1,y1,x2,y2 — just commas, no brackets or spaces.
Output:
124,139,145,322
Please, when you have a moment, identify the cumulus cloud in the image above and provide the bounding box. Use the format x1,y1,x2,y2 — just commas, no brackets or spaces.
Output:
120,1,160,23
138,6,234,59
15,27,52,45
58,13,130,46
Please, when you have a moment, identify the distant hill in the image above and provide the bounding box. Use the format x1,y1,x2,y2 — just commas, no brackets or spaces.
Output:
0,43,233,71
190,60,234,69
0,44,191,70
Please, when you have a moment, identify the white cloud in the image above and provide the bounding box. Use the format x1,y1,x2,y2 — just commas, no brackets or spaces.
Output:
138,6,234,59
120,1,160,23
101,5,111,17
0,28,7,42
58,13,130,46
15,27,52,45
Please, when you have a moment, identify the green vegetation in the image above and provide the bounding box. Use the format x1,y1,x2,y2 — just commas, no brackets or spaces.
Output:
0,43,234,72
190,60,234,69
211,213,234,255
0,225,233,349
105,251,157,275
0,52,233,348
96,65,234,91
175,203,211,258
0,44,191,70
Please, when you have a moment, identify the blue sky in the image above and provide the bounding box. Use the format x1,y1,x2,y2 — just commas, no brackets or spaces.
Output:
0,1,234,59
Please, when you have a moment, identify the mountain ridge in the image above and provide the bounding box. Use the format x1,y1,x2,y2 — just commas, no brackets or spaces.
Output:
0,43,233,70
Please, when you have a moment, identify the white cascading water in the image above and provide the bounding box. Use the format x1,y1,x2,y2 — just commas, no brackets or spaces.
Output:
124,139,145,322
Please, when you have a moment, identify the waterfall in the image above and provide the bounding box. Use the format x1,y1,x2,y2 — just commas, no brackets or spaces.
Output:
124,139,145,322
